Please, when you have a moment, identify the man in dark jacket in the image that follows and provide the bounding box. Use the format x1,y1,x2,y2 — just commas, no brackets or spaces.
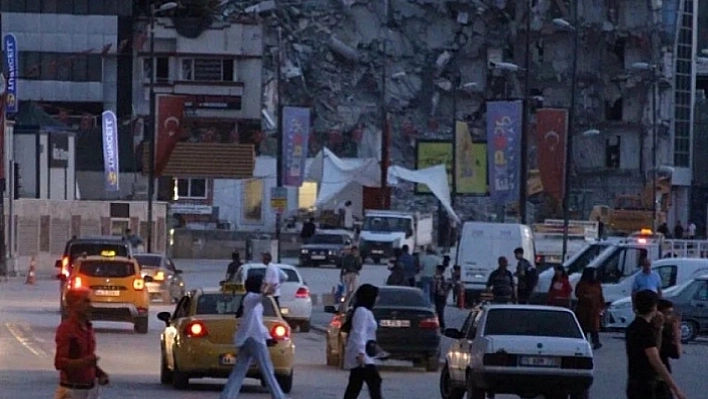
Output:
655,299,682,399
486,257,515,303
399,245,417,287
300,218,316,243
514,247,537,304
340,246,363,299
225,252,242,281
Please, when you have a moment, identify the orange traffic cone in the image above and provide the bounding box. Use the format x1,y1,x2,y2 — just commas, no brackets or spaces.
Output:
25,257,36,285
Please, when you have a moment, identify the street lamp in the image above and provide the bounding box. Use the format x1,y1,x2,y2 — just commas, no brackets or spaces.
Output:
582,129,601,137
631,61,660,232
146,1,178,253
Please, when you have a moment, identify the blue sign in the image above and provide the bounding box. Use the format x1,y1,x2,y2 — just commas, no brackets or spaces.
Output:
101,111,120,192
3,34,18,114
486,101,522,205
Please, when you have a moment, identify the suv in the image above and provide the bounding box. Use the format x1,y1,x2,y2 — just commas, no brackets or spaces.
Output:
439,304,593,399
61,254,153,334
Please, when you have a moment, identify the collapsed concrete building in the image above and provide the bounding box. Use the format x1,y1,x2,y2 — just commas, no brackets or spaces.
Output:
229,0,700,228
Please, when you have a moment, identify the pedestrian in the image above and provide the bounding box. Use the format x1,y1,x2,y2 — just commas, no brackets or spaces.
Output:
574,268,605,349
655,299,682,399
513,247,537,304
123,228,144,250
657,222,670,238
418,247,439,301
632,257,663,304
225,251,242,282
687,222,696,239
341,284,382,399
300,218,316,244
54,287,110,399
597,216,605,241
673,221,684,239
625,290,686,399
486,257,515,304
398,245,417,287
220,275,288,399
432,264,450,329
547,265,572,308
340,246,363,300
263,253,282,308
451,265,461,305
386,252,407,286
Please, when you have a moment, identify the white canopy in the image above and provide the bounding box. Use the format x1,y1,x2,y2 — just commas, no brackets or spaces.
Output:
305,148,460,223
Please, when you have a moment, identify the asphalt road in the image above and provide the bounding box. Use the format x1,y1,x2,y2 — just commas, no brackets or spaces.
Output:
1,259,706,399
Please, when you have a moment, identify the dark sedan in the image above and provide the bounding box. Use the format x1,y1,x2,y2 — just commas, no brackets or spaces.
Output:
324,286,441,372
661,275,708,342
299,231,353,267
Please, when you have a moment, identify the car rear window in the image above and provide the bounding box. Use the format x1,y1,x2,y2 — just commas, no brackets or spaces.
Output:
195,293,278,317
69,243,128,259
247,267,300,283
484,309,584,339
78,261,135,278
376,289,430,307
134,256,161,268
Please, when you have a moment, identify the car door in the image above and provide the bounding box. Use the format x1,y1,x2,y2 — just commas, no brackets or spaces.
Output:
448,311,476,381
689,281,708,329
165,296,191,368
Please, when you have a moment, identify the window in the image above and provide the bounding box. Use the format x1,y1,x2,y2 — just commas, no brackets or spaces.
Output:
376,288,430,308
310,234,346,245
144,57,170,82
176,178,207,199
41,53,57,80
605,136,621,169
68,243,128,260
20,52,102,82
195,293,278,317
165,259,176,272
484,309,584,338
243,179,263,221
78,261,135,278
247,267,301,283
460,311,477,339
693,282,708,301
655,266,678,288
181,58,235,82
134,255,163,268
172,296,191,319
298,182,317,210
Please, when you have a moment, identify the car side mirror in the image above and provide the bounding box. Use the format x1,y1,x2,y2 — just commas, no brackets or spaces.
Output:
144,276,154,283
324,305,338,314
55,260,62,269
157,312,171,325
443,328,462,339
175,269,183,275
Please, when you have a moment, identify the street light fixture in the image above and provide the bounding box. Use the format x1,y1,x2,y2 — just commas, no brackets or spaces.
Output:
146,1,178,253
582,129,601,137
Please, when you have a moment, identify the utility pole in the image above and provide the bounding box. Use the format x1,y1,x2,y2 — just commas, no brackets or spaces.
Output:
146,6,157,253
379,2,389,210
519,0,532,224
561,0,579,261
275,27,284,262
0,14,7,279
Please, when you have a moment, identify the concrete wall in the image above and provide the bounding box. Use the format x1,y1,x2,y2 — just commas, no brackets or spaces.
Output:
170,229,301,260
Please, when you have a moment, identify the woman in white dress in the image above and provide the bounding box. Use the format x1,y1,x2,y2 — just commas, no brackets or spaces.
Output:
341,284,382,399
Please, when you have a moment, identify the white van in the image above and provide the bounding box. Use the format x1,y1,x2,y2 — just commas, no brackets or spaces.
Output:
605,258,708,329
455,222,535,301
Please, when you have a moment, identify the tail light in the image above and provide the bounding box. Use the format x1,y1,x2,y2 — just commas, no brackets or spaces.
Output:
61,257,70,277
419,316,439,329
154,271,165,281
185,321,208,338
330,314,344,329
270,323,290,340
483,353,516,367
133,278,145,290
561,356,594,370
70,277,83,289
295,286,310,299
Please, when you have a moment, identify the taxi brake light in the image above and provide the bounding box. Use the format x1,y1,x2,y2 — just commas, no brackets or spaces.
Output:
71,277,82,289
185,321,208,338
154,271,165,281
133,278,145,290
295,286,310,299
419,316,440,330
270,323,290,340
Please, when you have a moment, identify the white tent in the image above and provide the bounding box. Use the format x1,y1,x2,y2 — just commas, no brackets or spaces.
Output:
305,148,460,223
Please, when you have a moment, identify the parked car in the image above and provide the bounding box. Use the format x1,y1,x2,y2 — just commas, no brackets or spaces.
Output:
134,254,186,303
440,304,593,399
324,286,441,372
299,230,354,267
233,263,313,332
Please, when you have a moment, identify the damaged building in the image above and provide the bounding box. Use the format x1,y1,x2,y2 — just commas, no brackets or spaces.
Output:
227,0,700,228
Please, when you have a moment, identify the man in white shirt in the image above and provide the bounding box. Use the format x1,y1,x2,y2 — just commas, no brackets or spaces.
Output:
688,222,696,239
263,253,282,308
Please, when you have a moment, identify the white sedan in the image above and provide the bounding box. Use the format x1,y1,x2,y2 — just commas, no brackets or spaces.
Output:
606,282,687,330
234,263,313,332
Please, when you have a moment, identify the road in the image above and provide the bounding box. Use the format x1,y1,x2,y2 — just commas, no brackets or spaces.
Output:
1,259,706,398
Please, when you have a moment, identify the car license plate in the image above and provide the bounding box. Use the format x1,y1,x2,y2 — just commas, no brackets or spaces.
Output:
379,319,410,328
311,255,326,260
371,250,384,254
219,353,237,366
519,356,560,368
94,290,120,297
280,307,290,315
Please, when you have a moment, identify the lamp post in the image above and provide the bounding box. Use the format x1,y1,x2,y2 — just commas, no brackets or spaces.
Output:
146,2,178,253
519,0,532,224
380,0,391,210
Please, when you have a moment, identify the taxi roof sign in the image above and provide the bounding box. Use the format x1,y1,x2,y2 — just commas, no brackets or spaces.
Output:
639,228,653,235
220,282,246,294
100,250,116,257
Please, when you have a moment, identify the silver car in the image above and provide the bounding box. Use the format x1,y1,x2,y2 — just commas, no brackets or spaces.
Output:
134,254,185,303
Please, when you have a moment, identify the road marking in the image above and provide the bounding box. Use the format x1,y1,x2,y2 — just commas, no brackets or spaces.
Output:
4,322,48,357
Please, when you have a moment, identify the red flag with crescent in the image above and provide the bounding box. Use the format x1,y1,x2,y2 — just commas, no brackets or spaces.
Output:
155,95,186,176
536,108,568,202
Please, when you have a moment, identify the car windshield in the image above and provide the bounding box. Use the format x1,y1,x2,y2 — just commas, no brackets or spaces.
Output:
195,293,278,317
362,216,412,233
69,243,128,260
247,267,300,283
134,255,161,268
78,261,135,278
375,289,430,308
565,244,606,275
484,309,584,339
666,278,698,296
310,234,345,245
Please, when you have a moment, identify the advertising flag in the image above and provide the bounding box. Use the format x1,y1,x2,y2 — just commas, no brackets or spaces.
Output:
486,101,522,205
282,106,311,187
155,94,186,176
536,108,568,201
101,111,120,192
3,34,18,114
455,121,487,194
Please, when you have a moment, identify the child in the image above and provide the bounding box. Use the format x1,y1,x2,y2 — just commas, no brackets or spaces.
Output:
451,265,462,305
432,265,451,330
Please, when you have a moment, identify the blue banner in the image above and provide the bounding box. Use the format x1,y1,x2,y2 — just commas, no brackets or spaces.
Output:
282,106,310,187
101,111,120,192
487,101,522,205
3,34,18,114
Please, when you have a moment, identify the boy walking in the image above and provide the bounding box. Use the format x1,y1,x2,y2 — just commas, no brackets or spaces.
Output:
431,265,450,330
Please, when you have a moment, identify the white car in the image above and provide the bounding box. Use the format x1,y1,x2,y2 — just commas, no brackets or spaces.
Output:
606,281,690,330
440,304,593,399
234,263,313,332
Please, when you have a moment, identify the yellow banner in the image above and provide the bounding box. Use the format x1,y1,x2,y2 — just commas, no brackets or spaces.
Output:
415,141,453,194
455,122,487,194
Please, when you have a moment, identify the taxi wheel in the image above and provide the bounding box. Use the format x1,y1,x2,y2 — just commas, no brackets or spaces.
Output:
276,371,293,394
300,320,311,333
134,317,149,334
465,371,485,399
160,351,173,384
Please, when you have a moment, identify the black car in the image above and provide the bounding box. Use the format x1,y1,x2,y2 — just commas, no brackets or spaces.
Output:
661,275,708,342
324,286,441,371
299,231,353,267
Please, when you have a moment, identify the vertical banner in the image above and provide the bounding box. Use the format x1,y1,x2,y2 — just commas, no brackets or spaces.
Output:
155,94,186,176
415,141,453,194
282,106,311,187
101,111,120,192
455,121,487,194
536,108,568,202
487,101,522,205
3,34,18,115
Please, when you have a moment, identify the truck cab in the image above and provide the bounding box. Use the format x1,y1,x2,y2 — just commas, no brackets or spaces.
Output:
357,210,433,264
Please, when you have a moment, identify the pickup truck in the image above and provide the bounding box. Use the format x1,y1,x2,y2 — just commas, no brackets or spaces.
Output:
358,210,433,263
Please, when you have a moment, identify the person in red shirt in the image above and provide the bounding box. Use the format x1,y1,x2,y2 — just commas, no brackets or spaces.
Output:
547,265,572,308
54,287,109,399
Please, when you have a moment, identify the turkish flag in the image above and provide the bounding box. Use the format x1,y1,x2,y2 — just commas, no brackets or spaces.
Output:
536,109,568,202
154,95,186,176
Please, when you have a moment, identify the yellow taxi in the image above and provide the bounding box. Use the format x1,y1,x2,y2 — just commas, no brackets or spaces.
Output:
61,252,153,334
157,283,295,392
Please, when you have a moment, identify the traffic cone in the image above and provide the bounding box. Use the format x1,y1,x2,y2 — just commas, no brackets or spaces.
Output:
25,257,36,285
